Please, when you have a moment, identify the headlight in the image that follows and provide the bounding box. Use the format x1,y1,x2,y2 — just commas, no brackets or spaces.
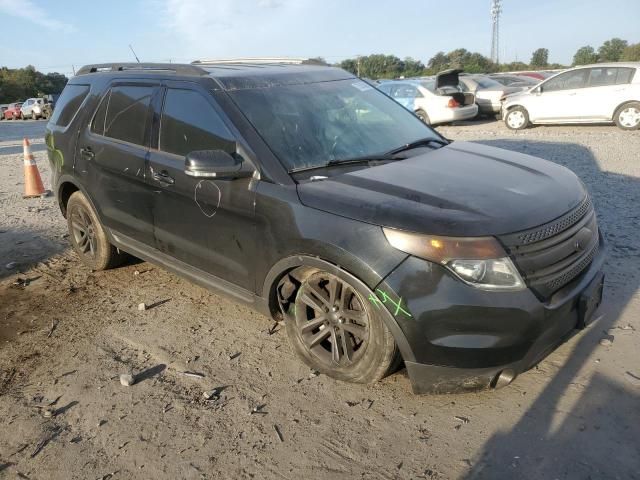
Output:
383,228,524,291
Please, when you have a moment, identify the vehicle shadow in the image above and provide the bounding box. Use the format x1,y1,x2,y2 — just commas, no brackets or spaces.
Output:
461,139,640,479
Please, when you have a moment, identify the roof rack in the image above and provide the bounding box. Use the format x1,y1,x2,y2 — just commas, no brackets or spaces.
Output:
76,63,207,76
192,57,308,66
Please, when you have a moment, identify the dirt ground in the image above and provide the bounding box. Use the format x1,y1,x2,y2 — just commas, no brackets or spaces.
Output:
0,119,639,480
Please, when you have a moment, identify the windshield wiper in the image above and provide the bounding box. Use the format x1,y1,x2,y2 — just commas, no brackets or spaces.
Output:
288,153,403,174
386,137,449,155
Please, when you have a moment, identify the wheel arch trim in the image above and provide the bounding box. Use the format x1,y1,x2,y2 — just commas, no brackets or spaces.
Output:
261,254,416,363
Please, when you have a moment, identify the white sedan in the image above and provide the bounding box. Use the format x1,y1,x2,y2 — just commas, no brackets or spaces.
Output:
377,76,478,125
502,62,640,131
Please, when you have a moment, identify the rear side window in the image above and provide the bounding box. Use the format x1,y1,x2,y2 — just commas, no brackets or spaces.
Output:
50,85,90,127
614,67,635,85
104,86,153,146
91,91,109,135
160,89,234,157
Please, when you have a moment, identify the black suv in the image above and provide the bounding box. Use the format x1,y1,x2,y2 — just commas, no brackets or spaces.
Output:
45,62,605,394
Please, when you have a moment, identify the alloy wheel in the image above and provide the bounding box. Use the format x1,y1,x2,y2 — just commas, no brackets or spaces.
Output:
295,273,369,366
70,206,97,258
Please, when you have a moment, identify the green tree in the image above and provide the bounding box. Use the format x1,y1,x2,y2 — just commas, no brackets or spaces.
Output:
572,46,598,65
598,38,628,62
530,48,549,68
0,66,67,103
426,51,449,73
621,43,640,61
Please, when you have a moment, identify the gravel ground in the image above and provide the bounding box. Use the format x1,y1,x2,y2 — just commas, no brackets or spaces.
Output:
0,119,639,480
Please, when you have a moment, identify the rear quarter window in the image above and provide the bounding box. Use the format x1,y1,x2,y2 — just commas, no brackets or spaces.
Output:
50,85,90,127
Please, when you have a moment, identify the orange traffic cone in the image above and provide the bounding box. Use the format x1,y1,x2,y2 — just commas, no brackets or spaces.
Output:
23,138,46,198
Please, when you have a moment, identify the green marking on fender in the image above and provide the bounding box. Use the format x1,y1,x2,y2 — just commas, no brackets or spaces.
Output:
374,289,412,318
368,294,383,309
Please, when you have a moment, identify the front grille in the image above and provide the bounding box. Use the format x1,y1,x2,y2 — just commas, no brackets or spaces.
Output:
499,196,599,299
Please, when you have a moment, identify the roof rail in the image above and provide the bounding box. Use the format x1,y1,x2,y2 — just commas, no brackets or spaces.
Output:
192,57,308,66
75,63,208,76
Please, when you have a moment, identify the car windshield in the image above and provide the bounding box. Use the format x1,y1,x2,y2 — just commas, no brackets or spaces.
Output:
230,79,440,172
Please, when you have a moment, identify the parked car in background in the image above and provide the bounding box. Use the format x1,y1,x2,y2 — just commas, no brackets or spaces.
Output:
20,98,50,120
489,74,539,91
514,71,548,81
377,70,477,125
0,104,8,120
503,62,640,130
457,75,522,116
3,102,23,120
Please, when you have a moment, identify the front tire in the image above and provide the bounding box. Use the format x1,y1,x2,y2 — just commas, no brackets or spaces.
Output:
614,102,640,130
66,191,125,271
505,106,530,130
285,270,399,384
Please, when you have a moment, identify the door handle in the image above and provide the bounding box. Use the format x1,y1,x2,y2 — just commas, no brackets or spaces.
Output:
152,170,175,186
80,146,95,161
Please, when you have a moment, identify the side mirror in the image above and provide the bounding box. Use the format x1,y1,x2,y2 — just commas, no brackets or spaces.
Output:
533,86,543,95
184,149,254,180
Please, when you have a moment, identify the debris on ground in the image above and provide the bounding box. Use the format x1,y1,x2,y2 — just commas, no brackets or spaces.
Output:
625,371,640,387
138,303,147,311
178,371,205,379
274,424,284,442
250,404,267,415
47,320,59,338
120,373,135,387
5,262,17,269
203,387,221,400
228,352,241,360
599,337,613,347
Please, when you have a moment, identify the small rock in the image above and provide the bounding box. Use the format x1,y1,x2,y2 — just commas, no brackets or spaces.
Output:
134,270,140,276
97,420,106,427
138,303,147,311
5,262,17,269
42,408,55,418
120,374,135,387
599,337,613,347
309,369,320,378
203,388,220,400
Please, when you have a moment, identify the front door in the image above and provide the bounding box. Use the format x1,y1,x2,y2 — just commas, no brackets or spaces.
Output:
77,81,158,245
147,82,257,291
530,69,589,121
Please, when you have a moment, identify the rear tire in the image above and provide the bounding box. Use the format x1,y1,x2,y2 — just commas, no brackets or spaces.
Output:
285,270,399,384
415,109,431,125
66,191,126,271
614,102,640,130
505,106,529,130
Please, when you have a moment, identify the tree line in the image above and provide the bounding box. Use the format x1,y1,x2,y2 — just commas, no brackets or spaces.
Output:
336,37,639,80
0,66,68,104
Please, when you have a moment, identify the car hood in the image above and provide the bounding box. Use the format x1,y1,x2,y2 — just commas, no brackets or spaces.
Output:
297,141,586,237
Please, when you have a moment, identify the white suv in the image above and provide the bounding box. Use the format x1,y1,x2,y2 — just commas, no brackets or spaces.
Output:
20,98,47,120
502,62,640,131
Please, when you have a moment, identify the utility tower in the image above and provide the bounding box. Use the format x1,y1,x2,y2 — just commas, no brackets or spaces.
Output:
490,0,502,64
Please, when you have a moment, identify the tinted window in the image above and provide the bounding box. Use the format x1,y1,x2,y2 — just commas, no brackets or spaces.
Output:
91,91,110,135
160,89,234,157
543,70,588,92
50,85,90,127
104,86,153,146
615,68,635,84
472,77,502,88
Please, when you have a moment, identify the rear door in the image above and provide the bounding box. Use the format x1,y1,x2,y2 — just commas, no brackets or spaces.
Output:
147,81,257,291
77,81,158,245
579,67,636,119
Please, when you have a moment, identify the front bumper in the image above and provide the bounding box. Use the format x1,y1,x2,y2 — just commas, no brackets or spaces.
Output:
375,244,606,394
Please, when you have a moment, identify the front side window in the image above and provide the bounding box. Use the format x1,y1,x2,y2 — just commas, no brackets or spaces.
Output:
50,84,89,127
104,85,153,146
230,78,439,171
390,84,422,99
160,89,234,157
543,70,588,92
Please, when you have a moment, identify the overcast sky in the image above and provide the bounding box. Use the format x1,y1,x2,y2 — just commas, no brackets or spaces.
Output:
1,0,638,75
